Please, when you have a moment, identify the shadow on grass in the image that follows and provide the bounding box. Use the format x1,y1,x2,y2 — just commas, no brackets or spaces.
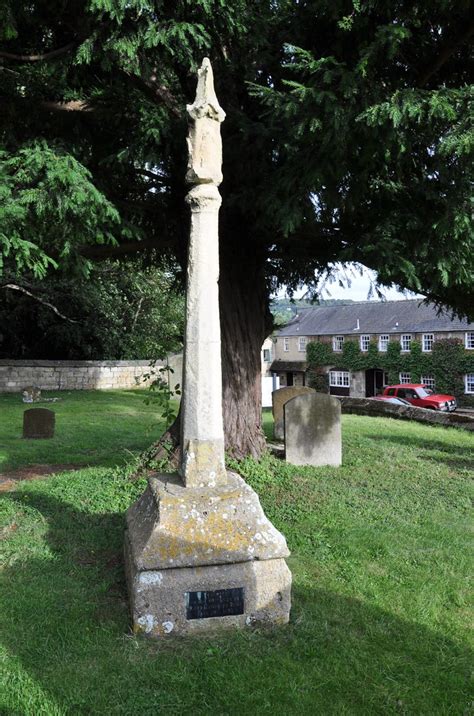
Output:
1,491,472,715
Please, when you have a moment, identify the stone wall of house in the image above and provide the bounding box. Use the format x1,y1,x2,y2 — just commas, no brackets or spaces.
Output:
0,355,183,394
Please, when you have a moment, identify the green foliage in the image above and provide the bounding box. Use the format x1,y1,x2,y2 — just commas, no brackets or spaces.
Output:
306,340,332,367
0,260,184,360
385,340,402,385
0,0,472,319
431,338,468,398
307,369,329,393
143,363,181,428
307,337,474,402
0,143,120,279
342,340,364,370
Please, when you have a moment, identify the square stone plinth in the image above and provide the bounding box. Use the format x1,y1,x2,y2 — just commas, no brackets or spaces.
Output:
124,471,292,636
124,544,291,636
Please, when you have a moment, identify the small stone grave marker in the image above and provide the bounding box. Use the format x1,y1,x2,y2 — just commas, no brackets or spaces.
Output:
23,408,55,439
284,392,341,467
272,386,315,440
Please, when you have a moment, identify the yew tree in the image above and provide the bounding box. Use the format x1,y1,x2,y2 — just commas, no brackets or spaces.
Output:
1,1,472,457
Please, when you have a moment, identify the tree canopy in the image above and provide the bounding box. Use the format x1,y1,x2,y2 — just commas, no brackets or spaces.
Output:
0,260,184,360
1,0,472,454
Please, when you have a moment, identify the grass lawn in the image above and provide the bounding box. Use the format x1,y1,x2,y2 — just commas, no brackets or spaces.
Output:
0,392,473,714
0,390,170,473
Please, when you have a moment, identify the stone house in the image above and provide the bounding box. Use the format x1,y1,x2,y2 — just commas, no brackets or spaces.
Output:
269,300,474,399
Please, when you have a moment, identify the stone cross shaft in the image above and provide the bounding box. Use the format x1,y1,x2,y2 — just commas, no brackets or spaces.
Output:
180,58,227,488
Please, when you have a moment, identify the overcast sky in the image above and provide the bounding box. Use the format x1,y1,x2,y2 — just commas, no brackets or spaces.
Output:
282,264,424,302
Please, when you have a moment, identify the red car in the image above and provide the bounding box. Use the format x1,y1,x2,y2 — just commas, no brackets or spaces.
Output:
382,384,457,412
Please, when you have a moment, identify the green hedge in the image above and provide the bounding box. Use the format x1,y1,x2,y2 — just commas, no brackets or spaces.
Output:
306,338,474,405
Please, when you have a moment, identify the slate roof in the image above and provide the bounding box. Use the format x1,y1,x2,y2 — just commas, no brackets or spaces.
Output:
269,360,307,373
277,300,474,337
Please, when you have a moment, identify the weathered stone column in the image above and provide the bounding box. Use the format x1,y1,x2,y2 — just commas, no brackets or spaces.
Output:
124,59,291,638
180,59,227,487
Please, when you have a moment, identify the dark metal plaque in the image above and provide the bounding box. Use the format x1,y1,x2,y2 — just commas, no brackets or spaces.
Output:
185,588,244,620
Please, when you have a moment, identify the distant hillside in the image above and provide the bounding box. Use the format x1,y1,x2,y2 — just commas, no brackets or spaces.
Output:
271,298,354,326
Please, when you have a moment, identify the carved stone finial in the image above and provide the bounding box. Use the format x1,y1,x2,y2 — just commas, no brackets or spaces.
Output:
186,58,225,186
186,57,226,123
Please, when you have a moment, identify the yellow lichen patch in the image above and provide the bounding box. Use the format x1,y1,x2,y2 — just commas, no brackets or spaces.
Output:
147,508,256,564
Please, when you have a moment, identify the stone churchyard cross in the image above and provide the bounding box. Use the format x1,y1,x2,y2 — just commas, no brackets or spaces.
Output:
124,59,291,636
180,57,227,489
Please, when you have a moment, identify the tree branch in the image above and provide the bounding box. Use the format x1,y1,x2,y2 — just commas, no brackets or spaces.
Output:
131,296,144,332
41,99,93,112
2,284,79,322
80,237,176,259
419,21,474,86
0,42,77,63
120,70,181,118
136,168,166,183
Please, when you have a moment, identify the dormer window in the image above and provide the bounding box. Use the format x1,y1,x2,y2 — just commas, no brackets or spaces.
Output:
333,336,344,352
360,335,370,352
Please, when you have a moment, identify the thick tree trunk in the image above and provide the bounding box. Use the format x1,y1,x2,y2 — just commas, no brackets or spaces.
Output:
219,245,272,459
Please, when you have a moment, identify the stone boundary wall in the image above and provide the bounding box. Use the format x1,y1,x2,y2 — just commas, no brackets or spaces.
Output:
0,356,183,394
338,396,474,432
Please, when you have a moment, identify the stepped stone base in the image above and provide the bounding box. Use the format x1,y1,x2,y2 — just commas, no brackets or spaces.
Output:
124,471,292,636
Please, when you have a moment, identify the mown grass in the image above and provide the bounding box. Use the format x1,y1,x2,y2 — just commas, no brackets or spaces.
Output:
0,390,170,472
0,394,473,715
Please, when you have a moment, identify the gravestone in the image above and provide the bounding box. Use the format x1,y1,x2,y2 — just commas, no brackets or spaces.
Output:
272,386,315,440
284,392,341,467
23,408,55,439
124,59,291,637
22,386,41,403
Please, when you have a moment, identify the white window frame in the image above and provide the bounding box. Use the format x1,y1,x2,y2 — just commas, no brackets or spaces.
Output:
422,334,434,352
298,336,307,352
465,374,474,394
465,332,474,350
378,334,389,352
399,372,411,384
360,335,370,352
263,348,272,362
421,374,435,390
329,370,350,387
400,334,412,352
283,337,289,352
333,335,344,352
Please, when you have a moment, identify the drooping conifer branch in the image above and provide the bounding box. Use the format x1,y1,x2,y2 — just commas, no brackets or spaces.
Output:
0,42,77,62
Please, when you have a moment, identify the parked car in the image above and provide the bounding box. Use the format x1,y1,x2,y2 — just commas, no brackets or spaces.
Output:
372,396,413,407
382,384,457,411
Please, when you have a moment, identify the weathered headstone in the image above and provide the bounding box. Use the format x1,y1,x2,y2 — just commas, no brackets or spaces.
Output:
22,386,41,403
23,408,55,439
124,59,291,637
272,386,315,440
284,393,341,467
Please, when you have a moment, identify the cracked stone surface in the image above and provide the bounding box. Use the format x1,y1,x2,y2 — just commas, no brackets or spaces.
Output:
125,471,290,571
